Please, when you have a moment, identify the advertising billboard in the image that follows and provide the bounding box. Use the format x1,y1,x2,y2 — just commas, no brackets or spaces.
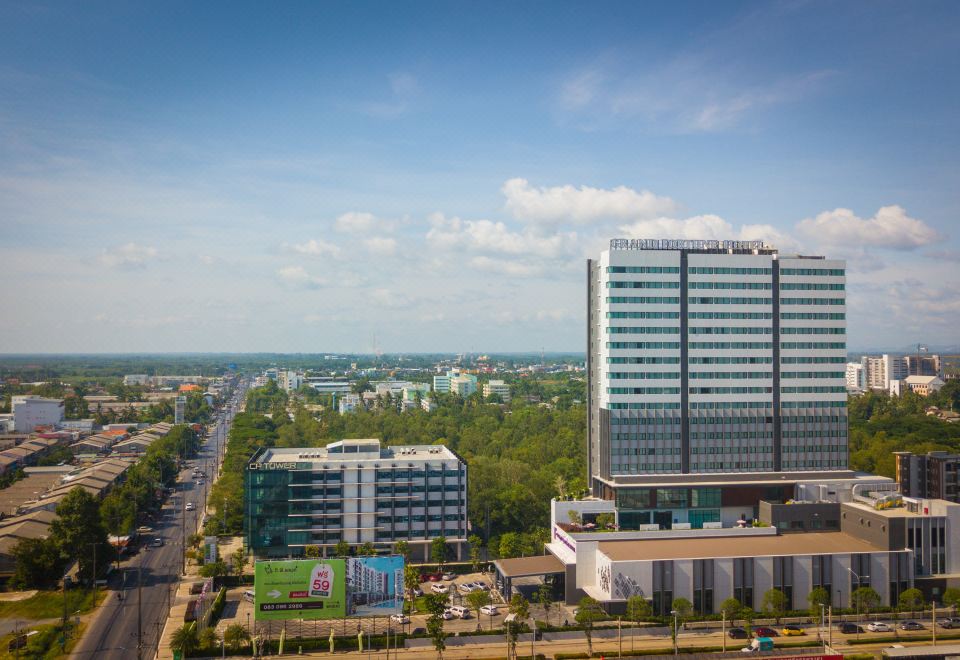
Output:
254,556,404,621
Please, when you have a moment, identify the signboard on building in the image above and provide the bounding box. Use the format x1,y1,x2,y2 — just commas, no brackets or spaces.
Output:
204,536,217,564
253,556,404,621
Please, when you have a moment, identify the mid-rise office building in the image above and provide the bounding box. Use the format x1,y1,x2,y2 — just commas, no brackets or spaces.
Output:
845,362,864,391
245,439,467,561
896,451,960,503
906,354,943,378
482,380,512,402
11,396,64,433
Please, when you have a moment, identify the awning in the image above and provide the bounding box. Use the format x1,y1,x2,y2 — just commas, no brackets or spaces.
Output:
493,553,565,579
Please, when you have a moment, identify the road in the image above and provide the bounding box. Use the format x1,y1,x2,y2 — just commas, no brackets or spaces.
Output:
70,386,244,660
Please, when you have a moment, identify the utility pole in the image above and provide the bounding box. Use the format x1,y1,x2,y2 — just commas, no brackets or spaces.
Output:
61,573,67,653
90,542,97,609
137,561,143,660
181,476,186,575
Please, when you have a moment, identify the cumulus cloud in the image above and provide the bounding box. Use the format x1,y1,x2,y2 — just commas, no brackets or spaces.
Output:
276,265,325,289
98,242,158,269
426,212,579,259
364,237,397,256
335,212,395,234
286,238,342,258
797,205,939,250
469,255,546,277
618,215,794,249
502,178,677,224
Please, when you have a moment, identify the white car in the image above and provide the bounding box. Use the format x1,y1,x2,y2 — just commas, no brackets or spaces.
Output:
867,622,892,633
430,583,449,594
389,614,409,624
185,502,195,511
440,610,454,620
458,583,477,593
441,572,455,580
480,605,499,616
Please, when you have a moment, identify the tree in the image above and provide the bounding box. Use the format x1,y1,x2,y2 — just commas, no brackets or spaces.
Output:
431,536,448,570
334,540,351,557
761,588,788,623
170,624,199,655
741,606,755,635
468,534,483,573
808,587,831,620
231,547,247,576
554,475,568,500
536,581,554,625
10,537,62,589
304,545,321,558
567,509,582,527
626,595,653,622
498,532,523,559
394,540,410,562
199,559,228,578
358,541,376,556
466,589,492,628
50,486,111,583
898,588,924,617
595,512,615,529
199,626,218,649
852,587,881,616
224,623,249,651
509,593,531,660
423,593,449,660
404,565,421,601
720,597,742,623
943,587,960,611
575,596,604,655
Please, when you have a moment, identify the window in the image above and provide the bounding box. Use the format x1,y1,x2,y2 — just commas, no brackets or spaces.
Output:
693,559,714,614
733,558,754,608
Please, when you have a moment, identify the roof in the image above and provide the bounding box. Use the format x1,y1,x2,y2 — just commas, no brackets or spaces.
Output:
256,440,460,464
598,531,884,562
884,644,960,658
494,554,565,578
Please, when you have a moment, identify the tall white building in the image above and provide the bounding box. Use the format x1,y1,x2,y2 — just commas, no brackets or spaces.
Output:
588,238,847,493
174,396,186,424
11,396,64,432
845,362,864,391
482,380,512,402
278,370,303,392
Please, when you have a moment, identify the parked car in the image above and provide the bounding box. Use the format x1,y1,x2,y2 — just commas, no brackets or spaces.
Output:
426,572,442,582
185,502,195,511
474,582,490,591
136,526,153,534
867,622,892,633
441,572,456,581
390,614,410,624
728,628,749,639
781,625,804,636
430,583,449,594
753,627,779,637
480,605,499,616
838,623,864,634
900,621,924,631
447,605,470,619
440,610,455,620
937,618,960,629
458,583,477,594
243,590,255,603
411,587,423,597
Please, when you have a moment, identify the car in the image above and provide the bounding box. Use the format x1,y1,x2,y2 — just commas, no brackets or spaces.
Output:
781,625,804,636
185,502,195,511
152,538,163,547
441,572,456,581
389,614,410,624
753,627,779,637
480,605,499,616
430,583,449,594
475,582,490,591
867,622,892,633
838,623,864,634
900,621,924,631
411,587,423,597
136,526,153,534
728,628,749,639
937,618,960,629
440,610,455,620
458,583,477,594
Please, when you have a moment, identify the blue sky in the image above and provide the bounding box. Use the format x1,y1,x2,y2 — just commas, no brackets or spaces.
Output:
1,1,958,353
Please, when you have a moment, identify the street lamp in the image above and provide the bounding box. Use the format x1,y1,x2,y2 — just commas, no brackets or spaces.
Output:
846,567,862,640
670,609,679,657
820,603,826,651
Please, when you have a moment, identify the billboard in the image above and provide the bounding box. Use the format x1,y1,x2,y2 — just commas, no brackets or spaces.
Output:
254,556,404,621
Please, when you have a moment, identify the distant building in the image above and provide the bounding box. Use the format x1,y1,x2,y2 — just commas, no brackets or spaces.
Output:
338,394,360,414
11,396,64,433
901,375,945,397
860,354,908,392
906,354,943,378
432,373,452,393
896,451,960,503
449,374,477,397
174,396,186,424
420,398,437,413
122,374,149,386
244,439,467,561
401,384,431,402
304,377,351,396
482,380,512,402
278,370,303,392
845,362,864,391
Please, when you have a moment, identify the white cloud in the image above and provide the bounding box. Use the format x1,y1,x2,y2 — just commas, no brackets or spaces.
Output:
426,212,579,259
618,215,793,249
364,237,397,256
276,265,325,289
469,255,545,278
797,205,939,250
287,238,342,258
97,242,158,269
335,212,394,234
502,178,677,224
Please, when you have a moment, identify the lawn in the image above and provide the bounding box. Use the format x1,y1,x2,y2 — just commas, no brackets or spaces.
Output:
0,589,102,620
0,621,88,660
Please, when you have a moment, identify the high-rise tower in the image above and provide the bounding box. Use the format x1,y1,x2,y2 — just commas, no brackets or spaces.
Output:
587,239,847,495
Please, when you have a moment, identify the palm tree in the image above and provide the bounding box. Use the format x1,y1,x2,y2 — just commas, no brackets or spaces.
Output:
224,623,249,651
170,624,199,655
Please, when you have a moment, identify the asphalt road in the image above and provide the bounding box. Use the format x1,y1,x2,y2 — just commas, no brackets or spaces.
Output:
70,389,243,660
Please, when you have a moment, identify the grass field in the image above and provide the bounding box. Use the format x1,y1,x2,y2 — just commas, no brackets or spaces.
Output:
0,589,101,620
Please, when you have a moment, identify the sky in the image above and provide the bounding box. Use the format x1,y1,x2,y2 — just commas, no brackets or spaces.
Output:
1,1,958,354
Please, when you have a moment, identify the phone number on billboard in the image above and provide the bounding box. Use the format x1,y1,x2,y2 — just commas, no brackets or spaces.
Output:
260,602,329,612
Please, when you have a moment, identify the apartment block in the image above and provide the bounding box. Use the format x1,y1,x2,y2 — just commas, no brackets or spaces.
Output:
11,396,64,433
482,380,512,402
896,451,960,503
